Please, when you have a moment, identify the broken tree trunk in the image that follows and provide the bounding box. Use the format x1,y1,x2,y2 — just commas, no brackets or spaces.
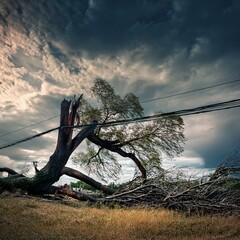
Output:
0,96,97,194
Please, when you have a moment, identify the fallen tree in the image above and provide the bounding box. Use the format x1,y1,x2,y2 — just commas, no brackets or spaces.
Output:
1,79,238,215
58,157,240,215
0,95,114,195
0,79,185,196
2,159,239,215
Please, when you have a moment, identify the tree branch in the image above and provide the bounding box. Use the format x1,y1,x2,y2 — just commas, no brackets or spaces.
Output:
87,133,147,179
56,186,97,202
61,167,115,194
71,121,97,152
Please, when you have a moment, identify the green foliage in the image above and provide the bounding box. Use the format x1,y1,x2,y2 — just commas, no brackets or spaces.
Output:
107,182,124,190
73,78,186,180
70,180,96,191
78,78,144,124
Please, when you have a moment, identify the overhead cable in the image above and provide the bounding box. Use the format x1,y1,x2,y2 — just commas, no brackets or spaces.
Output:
0,115,60,139
0,127,59,150
140,79,240,103
0,98,240,150
63,98,240,129
1,78,239,138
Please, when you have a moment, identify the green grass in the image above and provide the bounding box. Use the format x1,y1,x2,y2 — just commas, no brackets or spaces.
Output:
0,196,240,240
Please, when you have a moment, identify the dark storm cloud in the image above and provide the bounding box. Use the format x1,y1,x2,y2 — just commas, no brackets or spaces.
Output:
1,0,170,56
48,42,81,75
195,108,240,168
111,77,169,109
2,0,239,61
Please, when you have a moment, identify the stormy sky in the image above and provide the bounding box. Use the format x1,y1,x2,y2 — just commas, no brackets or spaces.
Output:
0,0,240,182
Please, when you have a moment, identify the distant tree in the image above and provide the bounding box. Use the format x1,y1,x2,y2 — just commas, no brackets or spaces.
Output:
70,181,81,189
73,78,186,181
70,180,96,191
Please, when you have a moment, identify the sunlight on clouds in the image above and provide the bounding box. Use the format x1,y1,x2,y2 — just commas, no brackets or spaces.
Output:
120,46,170,84
0,28,93,113
0,9,96,115
1,14,210,119
184,115,217,146
82,48,170,86
0,24,42,112
176,156,204,168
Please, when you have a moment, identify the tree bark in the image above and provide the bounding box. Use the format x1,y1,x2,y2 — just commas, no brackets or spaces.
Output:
0,166,115,195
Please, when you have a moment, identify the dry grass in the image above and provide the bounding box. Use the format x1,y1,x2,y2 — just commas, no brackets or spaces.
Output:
0,196,240,240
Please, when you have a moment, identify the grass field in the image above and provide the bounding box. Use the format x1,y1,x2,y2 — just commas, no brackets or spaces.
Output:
0,196,240,240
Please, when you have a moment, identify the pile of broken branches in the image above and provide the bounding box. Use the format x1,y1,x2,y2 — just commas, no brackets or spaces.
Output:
57,164,240,215
106,150,240,215
104,168,240,215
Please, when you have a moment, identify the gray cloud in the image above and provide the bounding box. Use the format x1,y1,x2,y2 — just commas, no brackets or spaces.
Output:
9,48,43,72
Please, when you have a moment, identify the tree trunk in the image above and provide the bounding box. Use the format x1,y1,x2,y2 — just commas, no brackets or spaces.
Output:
0,96,97,195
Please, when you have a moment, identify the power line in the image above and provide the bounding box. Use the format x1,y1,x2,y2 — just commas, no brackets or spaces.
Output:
1,78,239,138
0,98,240,150
0,127,59,150
0,115,60,139
63,98,240,129
140,79,240,103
